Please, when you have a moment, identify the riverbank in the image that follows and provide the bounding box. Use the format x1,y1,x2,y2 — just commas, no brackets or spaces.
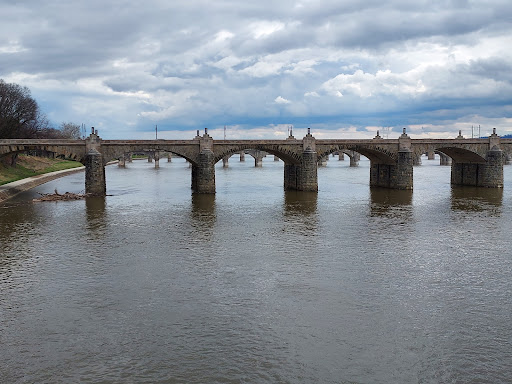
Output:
0,166,85,204
0,155,83,185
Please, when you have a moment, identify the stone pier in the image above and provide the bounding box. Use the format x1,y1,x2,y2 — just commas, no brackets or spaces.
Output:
369,129,413,189
252,150,264,167
222,156,229,168
118,153,126,167
318,155,328,167
284,130,318,191
451,147,503,187
191,131,216,193
349,151,360,167
450,130,503,188
439,153,452,166
85,132,106,196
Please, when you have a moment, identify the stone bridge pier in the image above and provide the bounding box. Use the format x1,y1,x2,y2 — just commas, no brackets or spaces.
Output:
284,130,318,191
450,130,503,188
85,132,106,196
250,150,266,167
369,129,413,190
348,151,360,167
191,132,216,193
439,152,452,166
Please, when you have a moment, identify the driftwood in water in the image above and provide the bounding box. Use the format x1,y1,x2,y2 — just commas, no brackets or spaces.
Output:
33,189,89,202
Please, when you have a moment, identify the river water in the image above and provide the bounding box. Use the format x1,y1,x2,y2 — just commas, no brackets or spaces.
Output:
1,155,511,383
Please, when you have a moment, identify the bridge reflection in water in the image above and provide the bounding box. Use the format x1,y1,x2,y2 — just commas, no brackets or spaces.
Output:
450,186,503,214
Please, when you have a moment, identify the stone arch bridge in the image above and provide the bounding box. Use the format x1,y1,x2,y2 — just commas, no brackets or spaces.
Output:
1,128,509,195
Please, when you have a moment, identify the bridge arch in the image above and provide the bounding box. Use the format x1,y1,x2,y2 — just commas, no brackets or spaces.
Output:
317,145,396,165
214,144,301,165
102,145,199,166
433,147,486,163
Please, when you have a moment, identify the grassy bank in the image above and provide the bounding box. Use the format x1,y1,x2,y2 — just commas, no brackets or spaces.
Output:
0,155,83,186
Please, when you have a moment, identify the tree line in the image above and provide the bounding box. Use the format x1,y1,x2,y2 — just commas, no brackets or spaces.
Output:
0,79,81,140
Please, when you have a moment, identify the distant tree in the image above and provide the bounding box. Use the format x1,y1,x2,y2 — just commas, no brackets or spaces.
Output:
59,122,81,139
0,79,39,138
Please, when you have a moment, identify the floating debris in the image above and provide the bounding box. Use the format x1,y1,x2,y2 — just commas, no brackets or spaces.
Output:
33,189,89,202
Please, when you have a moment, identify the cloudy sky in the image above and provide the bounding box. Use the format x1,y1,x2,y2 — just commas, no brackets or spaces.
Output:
1,0,511,139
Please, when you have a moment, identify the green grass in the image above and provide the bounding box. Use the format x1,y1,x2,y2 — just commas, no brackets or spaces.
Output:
0,158,83,185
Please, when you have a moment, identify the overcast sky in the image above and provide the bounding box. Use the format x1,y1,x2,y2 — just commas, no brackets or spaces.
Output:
1,0,511,139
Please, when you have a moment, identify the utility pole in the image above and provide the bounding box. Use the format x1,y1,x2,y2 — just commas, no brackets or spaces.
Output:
224,125,226,140
472,125,474,138
155,125,158,140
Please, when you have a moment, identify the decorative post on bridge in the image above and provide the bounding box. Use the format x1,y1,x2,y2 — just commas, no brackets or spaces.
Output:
85,129,106,196
191,128,216,193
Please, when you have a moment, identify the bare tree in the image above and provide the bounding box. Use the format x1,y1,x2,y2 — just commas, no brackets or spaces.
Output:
59,122,81,139
0,79,39,138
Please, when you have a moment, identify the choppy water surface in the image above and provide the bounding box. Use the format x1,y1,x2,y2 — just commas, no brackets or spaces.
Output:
1,156,511,383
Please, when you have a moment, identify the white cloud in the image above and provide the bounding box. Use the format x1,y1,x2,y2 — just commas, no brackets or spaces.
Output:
239,60,285,77
322,69,427,99
250,21,285,39
275,96,291,104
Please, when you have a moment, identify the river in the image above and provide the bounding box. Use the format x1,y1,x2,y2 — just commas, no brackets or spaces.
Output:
1,155,511,383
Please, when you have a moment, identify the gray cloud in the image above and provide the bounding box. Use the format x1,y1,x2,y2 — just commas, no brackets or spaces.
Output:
1,0,511,138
